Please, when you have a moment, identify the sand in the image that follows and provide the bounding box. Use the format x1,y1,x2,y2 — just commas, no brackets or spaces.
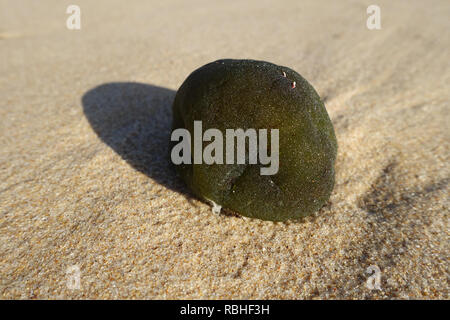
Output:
0,0,448,299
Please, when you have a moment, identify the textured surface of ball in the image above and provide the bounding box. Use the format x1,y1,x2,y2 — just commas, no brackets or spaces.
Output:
172,59,337,221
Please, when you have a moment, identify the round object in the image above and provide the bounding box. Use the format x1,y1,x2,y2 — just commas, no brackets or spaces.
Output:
171,59,337,221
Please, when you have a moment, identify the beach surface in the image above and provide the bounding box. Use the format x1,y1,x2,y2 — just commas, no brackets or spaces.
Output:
0,0,448,299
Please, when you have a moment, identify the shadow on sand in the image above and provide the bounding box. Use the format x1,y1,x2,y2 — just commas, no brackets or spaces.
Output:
82,82,191,196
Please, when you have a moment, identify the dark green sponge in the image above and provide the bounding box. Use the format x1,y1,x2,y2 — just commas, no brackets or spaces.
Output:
171,59,337,221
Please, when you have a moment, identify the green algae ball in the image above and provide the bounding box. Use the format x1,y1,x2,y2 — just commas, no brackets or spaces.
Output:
171,59,337,221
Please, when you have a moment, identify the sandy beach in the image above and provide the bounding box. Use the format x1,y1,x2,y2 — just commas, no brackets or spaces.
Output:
0,0,448,299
